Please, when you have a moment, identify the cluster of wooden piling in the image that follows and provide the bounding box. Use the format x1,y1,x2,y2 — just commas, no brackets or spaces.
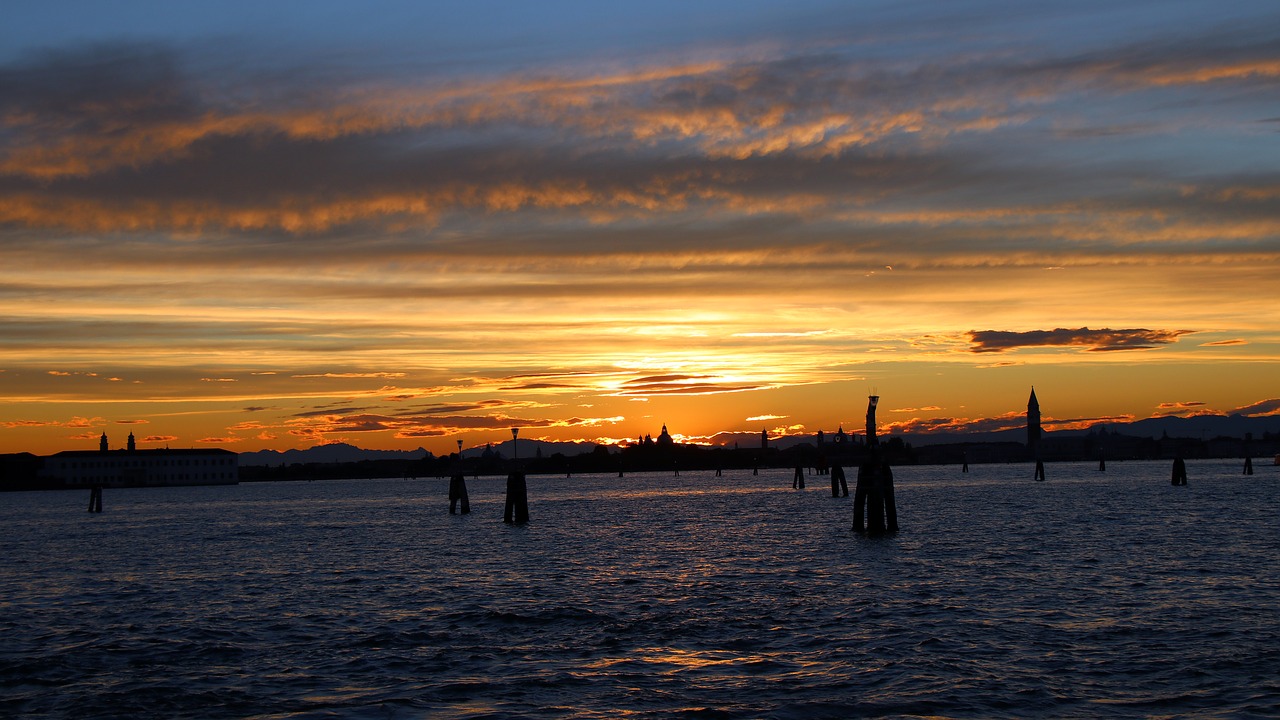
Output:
851,395,897,534
852,452,897,534
87,485,102,513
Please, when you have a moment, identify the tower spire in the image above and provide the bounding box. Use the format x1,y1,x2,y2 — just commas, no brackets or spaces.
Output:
1027,387,1042,449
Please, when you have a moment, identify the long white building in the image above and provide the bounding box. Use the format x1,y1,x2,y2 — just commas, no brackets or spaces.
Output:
41,432,239,487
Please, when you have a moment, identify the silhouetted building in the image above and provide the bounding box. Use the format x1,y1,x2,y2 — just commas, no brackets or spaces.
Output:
761,428,769,449
1028,387,1042,450
43,434,237,487
657,424,674,447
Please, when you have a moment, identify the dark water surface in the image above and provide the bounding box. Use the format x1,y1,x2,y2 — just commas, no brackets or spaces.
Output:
3,460,1279,718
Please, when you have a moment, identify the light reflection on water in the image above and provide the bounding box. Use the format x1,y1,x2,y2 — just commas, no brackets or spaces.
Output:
1,460,1278,718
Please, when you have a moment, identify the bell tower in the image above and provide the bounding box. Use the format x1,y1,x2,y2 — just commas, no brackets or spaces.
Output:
1027,387,1042,449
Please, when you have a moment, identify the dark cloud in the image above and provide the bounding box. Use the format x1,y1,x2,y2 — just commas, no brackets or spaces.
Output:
293,406,374,417
5,26,1277,246
286,411,622,441
0,43,193,127
627,374,709,384
141,435,178,443
330,415,394,432
501,382,585,390
967,327,1191,353
396,400,531,416
613,382,765,396
1234,398,1280,416
882,412,1025,435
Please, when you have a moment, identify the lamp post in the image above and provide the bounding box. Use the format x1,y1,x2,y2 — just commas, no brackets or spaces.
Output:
456,438,463,457
511,428,519,460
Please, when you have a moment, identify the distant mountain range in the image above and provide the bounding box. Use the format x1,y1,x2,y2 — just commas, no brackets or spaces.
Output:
239,443,431,467
239,414,1279,465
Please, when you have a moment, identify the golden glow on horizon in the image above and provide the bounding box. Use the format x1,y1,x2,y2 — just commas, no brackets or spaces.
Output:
3,19,1280,456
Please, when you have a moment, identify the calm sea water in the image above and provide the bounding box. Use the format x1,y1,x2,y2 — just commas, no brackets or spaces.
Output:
2,460,1278,719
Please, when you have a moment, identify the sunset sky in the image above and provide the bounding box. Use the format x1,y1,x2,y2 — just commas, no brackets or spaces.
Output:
2,0,1278,456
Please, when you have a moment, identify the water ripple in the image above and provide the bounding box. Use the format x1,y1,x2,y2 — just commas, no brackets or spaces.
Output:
1,460,1277,718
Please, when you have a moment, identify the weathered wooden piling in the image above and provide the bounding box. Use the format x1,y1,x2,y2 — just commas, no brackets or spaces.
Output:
961,452,969,473
1034,459,1046,481
1244,456,1254,475
1171,457,1188,486
503,471,529,524
1099,456,1106,472
448,473,470,514
715,468,722,477
792,464,805,489
87,485,103,513
830,465,848,497
852,452,897,534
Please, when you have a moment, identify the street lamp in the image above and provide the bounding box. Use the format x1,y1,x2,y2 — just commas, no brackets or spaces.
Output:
511,428,519,460
456,438,463,458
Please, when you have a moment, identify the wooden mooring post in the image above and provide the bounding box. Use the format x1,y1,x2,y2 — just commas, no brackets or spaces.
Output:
830,465,848,497
87,485,103,513
1244,433,1255,476
503,471,529,524
448,473,470,514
